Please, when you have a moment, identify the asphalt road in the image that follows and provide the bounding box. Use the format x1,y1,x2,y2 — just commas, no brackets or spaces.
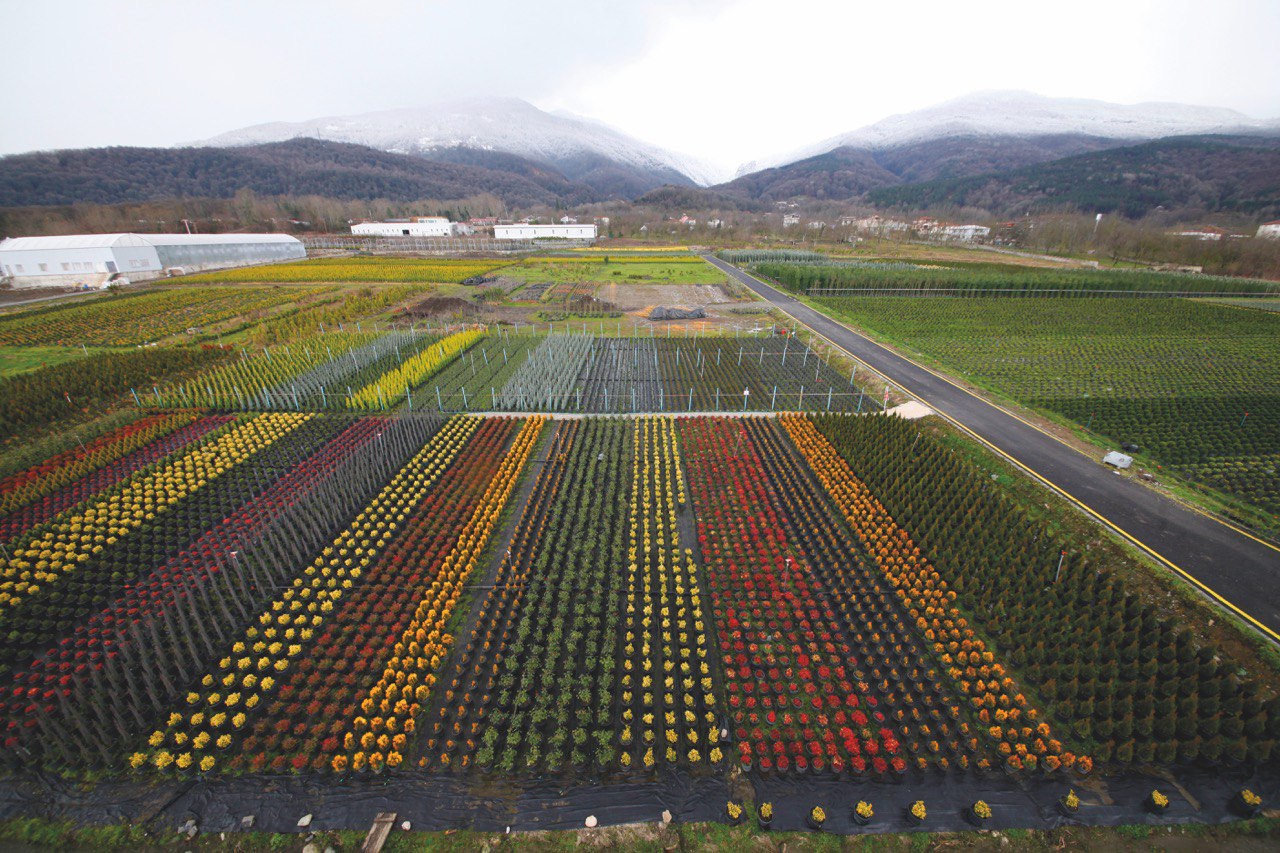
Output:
706,255,1280,641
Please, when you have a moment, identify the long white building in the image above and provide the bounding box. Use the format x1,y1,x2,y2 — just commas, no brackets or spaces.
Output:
494,223,597,240
351,217,453,237
0,233,305,289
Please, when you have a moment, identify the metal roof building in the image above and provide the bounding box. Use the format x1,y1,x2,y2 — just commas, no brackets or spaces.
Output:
0,233,305,289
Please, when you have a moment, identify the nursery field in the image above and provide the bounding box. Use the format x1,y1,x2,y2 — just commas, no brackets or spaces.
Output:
807,297,1280,522
138,329,873,414
748,258,1280,297
178,257,508,284
0,409,1275,837
0,286,332,347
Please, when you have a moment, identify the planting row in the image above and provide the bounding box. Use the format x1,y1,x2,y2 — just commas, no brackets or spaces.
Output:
805,297,1280,520
755,261,1280,297
0,287,330,347
0,411,1273,780
804,412,1278,766
493,335,868,414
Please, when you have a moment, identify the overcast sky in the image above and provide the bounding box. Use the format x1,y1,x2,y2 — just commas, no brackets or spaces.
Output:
2,0,1278,172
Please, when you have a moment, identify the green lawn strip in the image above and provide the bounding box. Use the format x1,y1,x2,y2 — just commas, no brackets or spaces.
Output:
502,258,727,286
0,346,109,377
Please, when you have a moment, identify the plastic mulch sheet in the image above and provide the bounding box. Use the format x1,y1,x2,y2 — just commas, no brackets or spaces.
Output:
0,764,1273,835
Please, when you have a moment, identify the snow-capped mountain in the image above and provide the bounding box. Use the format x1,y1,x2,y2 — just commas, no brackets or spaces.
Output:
196,97,724,188
736,91,1275,176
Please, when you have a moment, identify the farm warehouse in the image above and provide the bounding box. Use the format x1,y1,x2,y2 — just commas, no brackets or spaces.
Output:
0,232,305,288
494,223,597,240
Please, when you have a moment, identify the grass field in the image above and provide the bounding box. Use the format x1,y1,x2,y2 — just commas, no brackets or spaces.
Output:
0,345,100,377
816,295,1280,524
503,255,727,286
178,257,509,284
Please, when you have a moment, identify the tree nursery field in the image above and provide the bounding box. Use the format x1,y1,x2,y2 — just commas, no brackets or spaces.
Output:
177,257,508,284
0,408,1275,835
0,258,1275,840
805,296,1280,528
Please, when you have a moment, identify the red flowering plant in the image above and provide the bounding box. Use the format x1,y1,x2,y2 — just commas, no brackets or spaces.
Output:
680,418,887,774
0,413,230,541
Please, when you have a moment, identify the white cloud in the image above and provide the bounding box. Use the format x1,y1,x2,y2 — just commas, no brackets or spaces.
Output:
545,0,1280,173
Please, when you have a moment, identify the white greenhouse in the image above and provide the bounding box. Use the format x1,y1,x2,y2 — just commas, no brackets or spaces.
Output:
0,233,306,289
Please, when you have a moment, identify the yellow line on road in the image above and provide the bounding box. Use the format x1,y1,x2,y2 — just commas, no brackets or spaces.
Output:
851,325,1280,555
727,262,1280,643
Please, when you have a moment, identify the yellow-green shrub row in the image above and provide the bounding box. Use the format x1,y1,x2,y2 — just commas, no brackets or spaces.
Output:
0,414,310,613
347,330,482,411
157,333,379,409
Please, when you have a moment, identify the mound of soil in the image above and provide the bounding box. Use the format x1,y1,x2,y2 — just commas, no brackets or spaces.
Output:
650,305,706,321
403,296,480,318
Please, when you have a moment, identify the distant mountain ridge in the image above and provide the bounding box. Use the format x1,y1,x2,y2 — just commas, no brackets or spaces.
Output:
715,133,1130,201
195,97,726,194
736,91,1277,175
714,92,1280,215
0,138,601,208
3,91,1277,219
865,135,1280,219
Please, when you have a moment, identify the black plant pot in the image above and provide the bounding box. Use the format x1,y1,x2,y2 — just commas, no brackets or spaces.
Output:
1230,791,1262,818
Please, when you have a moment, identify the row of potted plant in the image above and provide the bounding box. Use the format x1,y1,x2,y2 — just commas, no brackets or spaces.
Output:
807,411,1279,767
330,416,544,773
133,415,481,772
0,413,311,619
619,417,719,769
0,417,390,763
741,418,987,770
423,420,581,769
781,415,1083,774
752,786,1263,828
347,329,483,411
679,417,891,774
206,417,517,774
154,332,381,410
0,411,209,530
427,419,631,772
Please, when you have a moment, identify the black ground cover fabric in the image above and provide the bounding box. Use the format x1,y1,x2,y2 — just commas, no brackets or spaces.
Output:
0,764,1274,835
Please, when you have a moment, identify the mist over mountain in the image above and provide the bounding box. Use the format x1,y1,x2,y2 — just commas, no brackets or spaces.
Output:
195,97,727,195
3,92,1277,220
0,138,598,209
711,93,1280,216
735,91,1276,175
